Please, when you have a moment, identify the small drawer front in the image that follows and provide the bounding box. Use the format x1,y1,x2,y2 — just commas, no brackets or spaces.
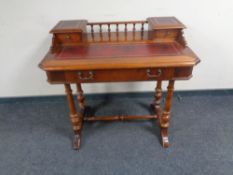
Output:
64,68,174,83
151,29,179,41
56,33,81,44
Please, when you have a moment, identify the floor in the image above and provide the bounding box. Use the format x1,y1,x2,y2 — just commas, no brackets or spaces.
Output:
0,90,233,175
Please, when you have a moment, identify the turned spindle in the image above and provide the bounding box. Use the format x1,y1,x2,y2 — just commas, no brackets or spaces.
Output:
90,24,94,41
141,22,144,40
99,24,102,33
154,80,162,116
76,83,85,110
124,23,127,32
116,24,119,32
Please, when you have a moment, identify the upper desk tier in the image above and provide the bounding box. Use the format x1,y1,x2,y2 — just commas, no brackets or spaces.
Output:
40,17,200,71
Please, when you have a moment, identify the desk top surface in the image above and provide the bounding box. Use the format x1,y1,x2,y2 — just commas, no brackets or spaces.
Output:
57,43,181,59
40,41,199,71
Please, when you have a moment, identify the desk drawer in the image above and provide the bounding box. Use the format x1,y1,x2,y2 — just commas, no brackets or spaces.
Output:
56,33,81,44
46,67,194,83
64,68,174,83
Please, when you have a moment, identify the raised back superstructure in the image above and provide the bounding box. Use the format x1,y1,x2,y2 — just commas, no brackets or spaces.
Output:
49,17,187,52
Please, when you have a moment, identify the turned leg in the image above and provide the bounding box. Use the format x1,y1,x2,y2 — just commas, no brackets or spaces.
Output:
160,80,175,148
76,83,86,110
64,84,83,150
153,80,162,116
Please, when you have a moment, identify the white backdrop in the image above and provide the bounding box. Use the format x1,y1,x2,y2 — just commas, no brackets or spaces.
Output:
0,0,233,97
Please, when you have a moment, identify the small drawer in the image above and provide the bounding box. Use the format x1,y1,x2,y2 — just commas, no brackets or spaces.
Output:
55,33,81,43
154,29,178,38
151,29,179,41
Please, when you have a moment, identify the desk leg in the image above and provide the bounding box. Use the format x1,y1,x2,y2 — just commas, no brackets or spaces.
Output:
160,80,175,148
76,83,85,110
153,80,162,116
64,84,83,150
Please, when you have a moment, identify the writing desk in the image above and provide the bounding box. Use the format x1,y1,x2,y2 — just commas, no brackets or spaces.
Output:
39,17,200,150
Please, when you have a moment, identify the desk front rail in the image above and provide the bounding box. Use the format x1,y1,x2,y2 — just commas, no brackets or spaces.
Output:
46,67,193,84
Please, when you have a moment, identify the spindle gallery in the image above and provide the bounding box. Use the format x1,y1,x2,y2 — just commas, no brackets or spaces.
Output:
39,17,200,150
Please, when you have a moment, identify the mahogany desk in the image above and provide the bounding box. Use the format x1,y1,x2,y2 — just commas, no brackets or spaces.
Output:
39,17,200,150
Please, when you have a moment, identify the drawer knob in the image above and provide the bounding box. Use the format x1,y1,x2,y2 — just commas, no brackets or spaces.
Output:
165,31,171,36
64,35,70,39
78,71,94,80
146,69,162,78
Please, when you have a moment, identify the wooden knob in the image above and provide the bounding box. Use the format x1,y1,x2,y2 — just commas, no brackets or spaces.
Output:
65,35,70,39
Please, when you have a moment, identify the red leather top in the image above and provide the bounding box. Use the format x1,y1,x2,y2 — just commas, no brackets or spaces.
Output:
56,43,181,60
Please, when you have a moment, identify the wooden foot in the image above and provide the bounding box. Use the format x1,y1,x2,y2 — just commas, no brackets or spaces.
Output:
65,84,83,150
161,128,169,148
73,134,81,150
160,80,174,148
